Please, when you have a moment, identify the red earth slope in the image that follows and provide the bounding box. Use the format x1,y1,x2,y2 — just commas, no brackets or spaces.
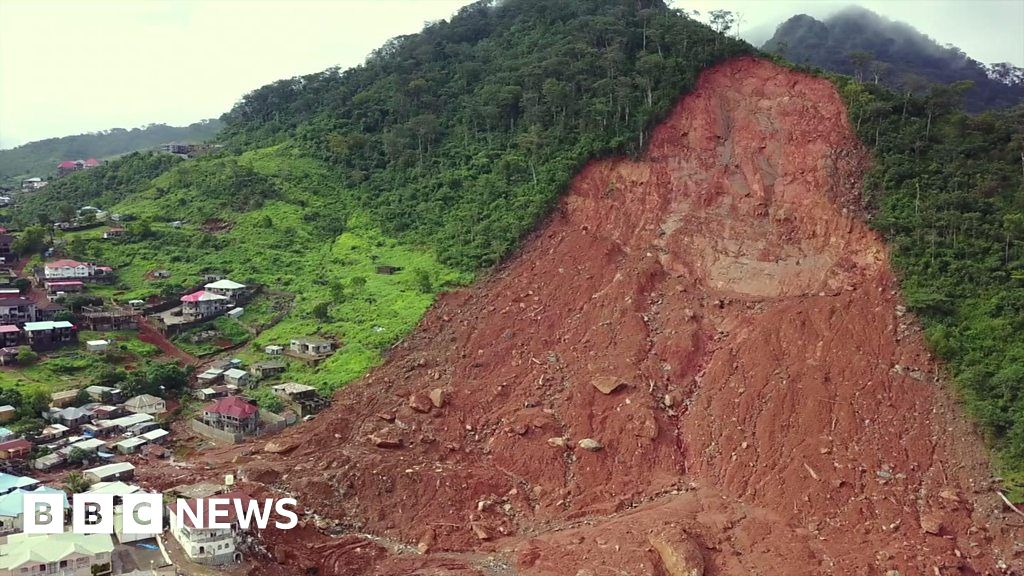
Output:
143,57,1022,575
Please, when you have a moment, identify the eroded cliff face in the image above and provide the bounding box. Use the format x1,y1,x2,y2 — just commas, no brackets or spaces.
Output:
144,58,1022,575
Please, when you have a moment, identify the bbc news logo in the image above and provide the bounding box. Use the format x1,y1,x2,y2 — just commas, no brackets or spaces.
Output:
23,493,298,534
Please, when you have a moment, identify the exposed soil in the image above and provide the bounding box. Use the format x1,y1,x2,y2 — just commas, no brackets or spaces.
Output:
138,58,1024,574
137,318,198,366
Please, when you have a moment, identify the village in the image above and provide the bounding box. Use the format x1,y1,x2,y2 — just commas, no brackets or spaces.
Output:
0,171,336,575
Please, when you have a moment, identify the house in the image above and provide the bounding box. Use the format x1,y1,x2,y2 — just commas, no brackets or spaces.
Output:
265,344,283,355
0,326,20,348
43,259,99,279
223,368,249,387
38,423,69,441
32,452,64,470
226,307,244,319
123,394,165,415
62,438,106,457
51,389,79,408
204,279,246,302
86,404,123,420
0,428,12,442
0,235,13,263
180,290,229,319
0,347,17,366
375,265,400,275
196,368,224,385
168,490,252,565
101,413,154,433
195,384,237,401
112,437,147,454
0,298,36,325
102,227,125,239
289,336,333,358
0,532,114,576
21,177,47,191
44,280,85,298
0,439,32,460
84,462,135,483
35,300,67,321
82,158,101,169
0,486,68,535
272,382,327,416
250,359,286,379
0,405,14,424
85,386,122,403
202,396,259,435
23,320,76,351
0,473,38,495
139,428,169,444
51,407,91,428
57,159,80,176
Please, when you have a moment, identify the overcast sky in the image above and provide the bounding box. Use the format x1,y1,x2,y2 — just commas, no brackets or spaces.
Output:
1,0,1021,149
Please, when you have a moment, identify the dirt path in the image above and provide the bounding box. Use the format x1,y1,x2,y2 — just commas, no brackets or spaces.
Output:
138,319,198,366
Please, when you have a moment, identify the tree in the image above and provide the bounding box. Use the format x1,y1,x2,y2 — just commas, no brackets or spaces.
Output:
16,348,38,365
413,268,432,293
12,278,30,294
848,51,873,82
311,301,331,321
66,448,90,467
64,471,90,492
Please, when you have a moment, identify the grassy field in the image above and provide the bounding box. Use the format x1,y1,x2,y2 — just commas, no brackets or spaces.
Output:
59,145,471,392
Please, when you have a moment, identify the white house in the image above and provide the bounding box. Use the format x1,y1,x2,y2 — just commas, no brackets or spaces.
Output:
84,462,135,484
43,259,112,280
0,532,113,576
123,394,166,415
223,368,249,387
168,491,251,565
204,279,246,301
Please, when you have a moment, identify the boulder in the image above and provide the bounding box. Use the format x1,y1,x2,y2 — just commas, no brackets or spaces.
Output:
920,513,943,535
263,440,299,454
649,532,704,576
577,438,603,451
409,393,433,413
369,427,403,449
592,376,624,395
429,388,446,408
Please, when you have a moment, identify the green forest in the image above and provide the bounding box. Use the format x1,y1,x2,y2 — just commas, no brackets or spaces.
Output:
835,73,1024,494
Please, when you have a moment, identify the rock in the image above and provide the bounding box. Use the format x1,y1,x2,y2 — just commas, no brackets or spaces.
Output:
263,440,298,454
471,522,492,541
938,489,960,503
649,533,705,576
428,388,445,408
369,427,403,449
920,513,943,535
577,438,603,451
592,376,624,395
376,412,395,422
409,393,432,413
547,437,568,448
417,527,435,553
663,393,676,407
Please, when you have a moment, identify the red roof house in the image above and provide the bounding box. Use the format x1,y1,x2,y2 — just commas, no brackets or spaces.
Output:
57,161,78,169
0,438,32,459
201,396,259,435
83,158,101,168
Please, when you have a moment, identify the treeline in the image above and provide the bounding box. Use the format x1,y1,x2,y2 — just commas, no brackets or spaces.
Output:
836,73,1024,491
0,120,221,185
221,0,750,269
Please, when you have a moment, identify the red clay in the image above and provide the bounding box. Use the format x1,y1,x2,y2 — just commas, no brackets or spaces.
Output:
137,318,198,366
138,58,1024,575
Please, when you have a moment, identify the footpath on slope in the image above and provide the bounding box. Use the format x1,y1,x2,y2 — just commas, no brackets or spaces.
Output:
137,57,1024,576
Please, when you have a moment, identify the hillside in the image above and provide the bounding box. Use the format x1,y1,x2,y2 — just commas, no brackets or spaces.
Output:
0,119,222,185
142,57,1022,575
9,0,750,392
762,6,1024,111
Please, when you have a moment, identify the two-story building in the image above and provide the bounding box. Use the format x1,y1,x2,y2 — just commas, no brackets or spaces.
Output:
204,279,246,302
201,396,259,435
180,290,229,320
0,298,36,325
168,491,252,565
23,320,76,351
43,259,113,280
